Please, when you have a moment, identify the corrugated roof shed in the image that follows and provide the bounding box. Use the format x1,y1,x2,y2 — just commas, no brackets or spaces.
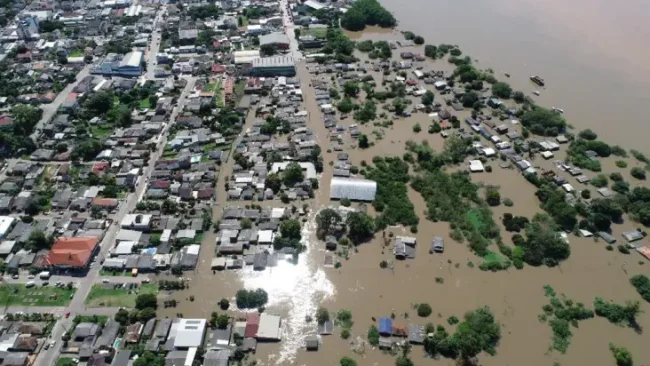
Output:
330,177,377,201
378,318,392,335
257,314,281,340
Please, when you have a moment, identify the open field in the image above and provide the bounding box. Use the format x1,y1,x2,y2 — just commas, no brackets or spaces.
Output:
84,283,158,308
0,284,75,306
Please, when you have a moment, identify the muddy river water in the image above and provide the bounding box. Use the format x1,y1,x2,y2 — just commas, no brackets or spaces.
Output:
374,0,650,152
156,4,650,364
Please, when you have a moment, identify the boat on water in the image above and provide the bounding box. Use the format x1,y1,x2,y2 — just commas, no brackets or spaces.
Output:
530,75,545,86
533,90,540,96
505,73,510,78
552,107,564,114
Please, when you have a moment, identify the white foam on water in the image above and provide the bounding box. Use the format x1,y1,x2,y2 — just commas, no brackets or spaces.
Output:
238,213,335,364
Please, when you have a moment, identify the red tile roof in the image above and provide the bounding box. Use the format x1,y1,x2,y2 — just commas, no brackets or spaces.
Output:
244,313,260,338
0,115,13,127
46,237,99,268
92,198,118,207
150,180,171,189
92,162,109,175
211,64,226,73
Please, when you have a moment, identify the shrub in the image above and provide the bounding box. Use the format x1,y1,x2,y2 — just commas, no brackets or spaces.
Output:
316,307,330,325
631,167,646,180
617,245,630,254
218,298,230,310
503,198,513,207
413,123,421,133
341,198,351,207
606,245,614,251
417,303,432,317
581,189,591,199
340,328,351,339
616,160,628,168
609,343,633,366
447,316,459,325
630,275,650,302
367,325,380,346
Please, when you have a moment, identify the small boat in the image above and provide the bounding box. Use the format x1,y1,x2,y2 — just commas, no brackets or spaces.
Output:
552,107,564,114
533,90,540,96
530,75,545,86
504,73,510,78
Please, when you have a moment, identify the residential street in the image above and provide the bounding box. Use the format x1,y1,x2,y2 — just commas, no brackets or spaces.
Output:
280,0,302,61
30,64,93,142
30,76,197,366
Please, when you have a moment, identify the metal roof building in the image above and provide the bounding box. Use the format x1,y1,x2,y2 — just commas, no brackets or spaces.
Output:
173,319,206,348
329,177,377,201
257,314,281,340
250,56,296,77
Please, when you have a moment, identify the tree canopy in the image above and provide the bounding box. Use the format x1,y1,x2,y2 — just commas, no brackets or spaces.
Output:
346,212,375,244
282,162,304,186
520,214,570,266
520,106,567,136
340,0,396,31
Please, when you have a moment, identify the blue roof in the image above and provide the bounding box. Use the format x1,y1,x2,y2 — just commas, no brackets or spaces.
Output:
378,317,392,335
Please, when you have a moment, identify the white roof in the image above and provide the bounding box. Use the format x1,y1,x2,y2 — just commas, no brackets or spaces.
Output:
271,162,316,179
469,160,485,172
185,244,200,255
114,241,135,255
119,51,143,68
0,240,16,255
304,0,325,9
161,229,172,243
483,147,496,156
329,177,377,201
234,50,261,64
258,230,274,243
174,319,206,348
0,216,15,236
115,229,142,242
562,183,574,192
257,314,281,340
177,229,196,239
271,208,286,219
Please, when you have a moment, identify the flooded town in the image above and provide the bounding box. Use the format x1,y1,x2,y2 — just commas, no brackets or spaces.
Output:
0,0,648,366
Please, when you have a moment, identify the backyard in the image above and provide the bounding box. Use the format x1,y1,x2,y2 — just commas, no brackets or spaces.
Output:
0,284,75,306
84,283,158,308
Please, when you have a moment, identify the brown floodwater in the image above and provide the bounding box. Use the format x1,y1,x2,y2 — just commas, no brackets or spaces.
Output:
157,31,650,366
369,0,650,152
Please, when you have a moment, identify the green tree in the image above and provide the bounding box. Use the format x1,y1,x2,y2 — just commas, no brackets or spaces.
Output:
609,343,633,366
346,212,374,244
114,309,130,325
27,230,51,251
316,307,330,324
358,134,369,148
522,214,570,266
337,97,355,113
421,90,434,106
11,105,43,135
71,139,103,161
417,303,432,317
512,91,526,103
461,91,479,108
343,81,359,97
485,187,501,206
631,167,646,180
578,129,598,140
282,163,304,186
135,293,158,310
85,90,114,114
491,82,512,98
265,173,282,193
280,219,302,239
424,45,437,58
316,208,344,239
339,357,358,366
219,298,230,310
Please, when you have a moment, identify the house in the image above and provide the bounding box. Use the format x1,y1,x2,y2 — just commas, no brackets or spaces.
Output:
173,319,206,348
203,350,230,366
305,335,318,351
44,236,100,271
257,314,281,341
249,56,296,77
124,323,143,343
378,318,392,336
121,214,152,230
393,236,416,259
259,33,290,49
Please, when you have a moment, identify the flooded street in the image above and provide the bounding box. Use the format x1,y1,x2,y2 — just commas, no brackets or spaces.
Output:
157,27,650,365
375,0,650,151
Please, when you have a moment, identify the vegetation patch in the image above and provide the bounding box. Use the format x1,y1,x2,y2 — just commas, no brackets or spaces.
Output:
630,274,650,302
594,297,641,329
84,284,157,308
364,157,419,230
235,288,268,309
539,286,594,353
0,284,75,306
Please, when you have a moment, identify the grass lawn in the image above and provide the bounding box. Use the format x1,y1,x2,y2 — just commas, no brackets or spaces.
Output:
84,284,158,308
90,126,113,138
68,49,83,57
139,98,152,109
239,15,248,27
56,358,77,366
306,27,327,39
234,80,246,102
0,284,75,307
194,233,204,243
466,209,485,232
482,250,506,264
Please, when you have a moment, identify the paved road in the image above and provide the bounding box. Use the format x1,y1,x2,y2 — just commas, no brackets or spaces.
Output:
30,65,93,142
280,0,302,61
144,9,165,81
30,76,197,366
